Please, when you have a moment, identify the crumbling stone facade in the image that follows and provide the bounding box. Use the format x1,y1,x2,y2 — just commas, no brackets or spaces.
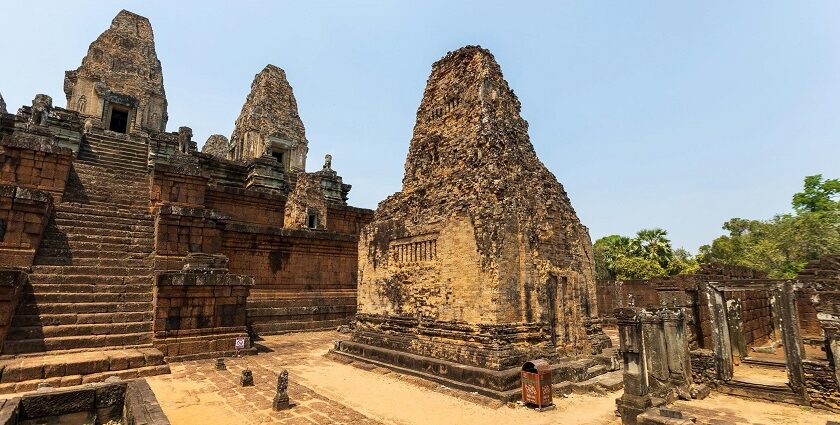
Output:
229,65,308,170
64,10,168,133
0,9,372,392
336,46,610,399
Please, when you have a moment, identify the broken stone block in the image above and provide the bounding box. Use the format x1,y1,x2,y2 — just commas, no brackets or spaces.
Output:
689,384,710,400
215,358,226,370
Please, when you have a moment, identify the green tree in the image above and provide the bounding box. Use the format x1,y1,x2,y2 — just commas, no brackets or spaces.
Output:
699,175,840,278
613,256,666,280
594,229,697,281
633,228,674,269
593,235,634,281
792,174,840,213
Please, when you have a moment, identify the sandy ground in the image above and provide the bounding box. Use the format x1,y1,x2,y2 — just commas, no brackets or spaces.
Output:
146,331,838,425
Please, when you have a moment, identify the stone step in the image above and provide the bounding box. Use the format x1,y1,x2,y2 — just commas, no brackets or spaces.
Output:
0,347,167,393
12,311,153,328
41,227,154,241
39,232,153,247
0,364,170,394
83,137,149,155
555,370,624,396
34,248,151,261
78,146,148,162
76,159,148,175
7,321,152,340
28,274,151,286
56,203,153,219
53,220,154,233
28,283,151,294
32,257,153,267
55,210,153,226
2,332,154,354
247,304,356,318
31,265,154,276
15,301,152,315
249,318,351,336
57,203,153,220
69,164,148,180
20,291,153,304
37,239,152,253
71,162,148,179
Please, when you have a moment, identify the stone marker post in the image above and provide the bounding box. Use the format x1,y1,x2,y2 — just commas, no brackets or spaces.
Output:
273,369,290,411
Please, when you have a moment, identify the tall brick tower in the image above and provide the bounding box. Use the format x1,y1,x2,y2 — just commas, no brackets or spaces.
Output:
336,46,610,399
64,10,168,134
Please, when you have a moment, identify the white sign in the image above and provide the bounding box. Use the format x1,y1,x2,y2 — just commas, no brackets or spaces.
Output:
234,336,246,350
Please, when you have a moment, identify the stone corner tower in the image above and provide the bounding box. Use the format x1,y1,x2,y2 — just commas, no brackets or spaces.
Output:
229,64,309,172
64,9,168,134
338,46,607,398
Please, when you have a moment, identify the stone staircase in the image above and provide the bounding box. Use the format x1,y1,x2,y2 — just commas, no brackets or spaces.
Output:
0,132,169,392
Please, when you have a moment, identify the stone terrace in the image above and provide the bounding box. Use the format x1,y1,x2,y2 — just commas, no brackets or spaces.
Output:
145,331,835,425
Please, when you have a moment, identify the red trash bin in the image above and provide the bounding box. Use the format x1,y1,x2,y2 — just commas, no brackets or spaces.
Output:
521,359,553,410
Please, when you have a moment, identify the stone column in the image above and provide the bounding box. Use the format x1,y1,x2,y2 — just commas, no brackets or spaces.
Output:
776,281,807,397
704,283,733,381
641,309,670,394
660,308,692,389
615,307,652,425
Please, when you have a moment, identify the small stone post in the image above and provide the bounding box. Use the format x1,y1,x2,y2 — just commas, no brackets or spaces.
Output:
273,369,290,411
240,369,254,387
215,358,226,370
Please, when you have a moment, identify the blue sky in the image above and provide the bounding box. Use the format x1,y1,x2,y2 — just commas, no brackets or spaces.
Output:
3,1,839,252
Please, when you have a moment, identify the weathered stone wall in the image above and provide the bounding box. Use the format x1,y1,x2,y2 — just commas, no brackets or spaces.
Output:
724,288,774,347
283,172,327,230
64,10,168,133
153,254,253,360
597,265,778,350
803,359,840,412
0,134,72,199
0,270,24,349
150,164,207,208
327,206,372,234
205,186,285,227
351,46,603,377
153,204,225,269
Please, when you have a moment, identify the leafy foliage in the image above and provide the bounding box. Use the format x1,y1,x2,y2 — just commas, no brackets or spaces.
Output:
698,175,840,278
594,228,697,281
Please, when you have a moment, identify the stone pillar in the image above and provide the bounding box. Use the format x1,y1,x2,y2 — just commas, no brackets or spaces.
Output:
641,310,669,392
726,297,747,361
776,281,807,398
660,309,692,390
704,283,733,381
616,307,652,425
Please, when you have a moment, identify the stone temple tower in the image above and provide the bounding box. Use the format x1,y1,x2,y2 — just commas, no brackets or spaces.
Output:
229,65,309,172
64,10,168,133
337,46,610,399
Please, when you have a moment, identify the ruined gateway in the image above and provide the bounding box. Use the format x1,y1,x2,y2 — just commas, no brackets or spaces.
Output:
334,46,614,400
0,10,372,391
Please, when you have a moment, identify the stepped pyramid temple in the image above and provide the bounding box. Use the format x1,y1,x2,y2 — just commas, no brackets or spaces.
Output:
333,46,614,400
0,10,371,390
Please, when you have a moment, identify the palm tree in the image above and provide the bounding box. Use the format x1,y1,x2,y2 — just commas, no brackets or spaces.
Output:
634,228,673,269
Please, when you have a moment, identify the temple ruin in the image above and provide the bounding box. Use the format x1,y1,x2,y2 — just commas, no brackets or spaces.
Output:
333,46,615,400
0,9,371,391
0,8,838,424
